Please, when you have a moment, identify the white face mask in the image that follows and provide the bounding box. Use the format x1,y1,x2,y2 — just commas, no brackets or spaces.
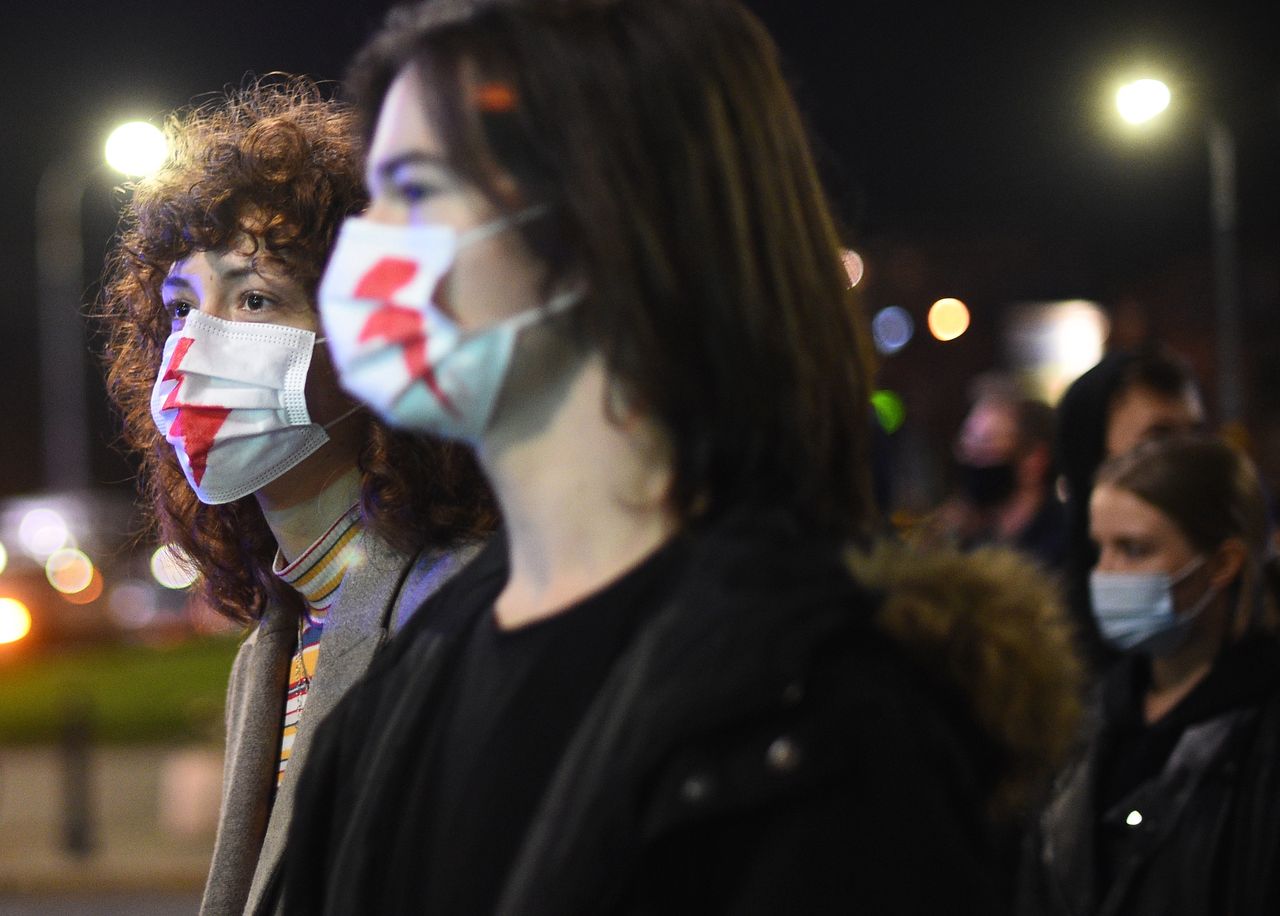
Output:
317,212,579,443
1090,555,1219,656
150,309,354,505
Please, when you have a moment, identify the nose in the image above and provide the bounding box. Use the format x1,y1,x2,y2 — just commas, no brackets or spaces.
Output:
1094,546,1121,573
364,195,405,226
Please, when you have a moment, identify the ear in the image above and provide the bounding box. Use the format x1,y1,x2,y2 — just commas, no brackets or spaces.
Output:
1208,537,1248,590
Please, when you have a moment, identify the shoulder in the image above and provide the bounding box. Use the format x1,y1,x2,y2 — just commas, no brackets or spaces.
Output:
392,539,489,631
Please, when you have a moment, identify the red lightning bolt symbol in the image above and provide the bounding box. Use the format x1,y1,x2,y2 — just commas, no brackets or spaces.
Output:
354,257,460,418
161,337,232,487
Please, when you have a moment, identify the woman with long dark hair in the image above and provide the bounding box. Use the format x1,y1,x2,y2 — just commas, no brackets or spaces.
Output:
269,2,1080,912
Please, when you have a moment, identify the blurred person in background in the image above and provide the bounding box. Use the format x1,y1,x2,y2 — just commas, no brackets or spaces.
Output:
100,77,494,916
1018,435,1280,915
917,376,1065,569
263,1,1082,912
1056,345,1205,673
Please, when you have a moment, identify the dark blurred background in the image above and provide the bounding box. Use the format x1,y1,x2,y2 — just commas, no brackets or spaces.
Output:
1,0,1276,503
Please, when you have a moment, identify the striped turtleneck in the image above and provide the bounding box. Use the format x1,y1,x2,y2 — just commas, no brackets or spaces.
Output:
273,503,363,784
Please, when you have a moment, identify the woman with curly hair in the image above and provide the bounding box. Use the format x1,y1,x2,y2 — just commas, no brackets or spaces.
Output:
100,76,493,916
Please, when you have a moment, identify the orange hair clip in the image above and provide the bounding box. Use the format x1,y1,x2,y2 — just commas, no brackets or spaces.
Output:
473,81,519,113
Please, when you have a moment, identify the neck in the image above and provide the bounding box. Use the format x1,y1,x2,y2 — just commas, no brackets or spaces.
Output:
479,355,678,630
258,464,363,564
1144,592,1232,724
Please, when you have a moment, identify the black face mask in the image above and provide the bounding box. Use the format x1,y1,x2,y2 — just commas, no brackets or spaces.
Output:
957,461,1016,507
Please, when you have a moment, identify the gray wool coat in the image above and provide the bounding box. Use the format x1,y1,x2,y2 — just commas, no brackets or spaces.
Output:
199,531,480,916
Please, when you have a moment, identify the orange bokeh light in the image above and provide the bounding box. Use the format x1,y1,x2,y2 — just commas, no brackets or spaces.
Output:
63,569,105,606
0,597,33,645
928,298,971,342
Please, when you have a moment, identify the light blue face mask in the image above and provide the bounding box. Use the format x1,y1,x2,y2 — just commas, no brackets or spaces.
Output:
1090,556,1218,656
317,206,581,444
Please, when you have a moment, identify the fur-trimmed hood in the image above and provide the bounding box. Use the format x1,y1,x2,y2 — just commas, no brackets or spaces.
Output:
851,540,1085,821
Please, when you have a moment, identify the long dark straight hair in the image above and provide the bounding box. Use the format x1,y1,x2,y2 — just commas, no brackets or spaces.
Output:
348,0,878,540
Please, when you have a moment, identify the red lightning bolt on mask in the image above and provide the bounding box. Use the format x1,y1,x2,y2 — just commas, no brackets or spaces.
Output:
353,257,460,417
160,337,232,486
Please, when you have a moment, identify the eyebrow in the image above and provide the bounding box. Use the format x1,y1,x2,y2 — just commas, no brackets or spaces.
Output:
161,265,260,290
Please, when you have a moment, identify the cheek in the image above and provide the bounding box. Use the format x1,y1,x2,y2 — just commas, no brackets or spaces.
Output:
305,348,353,422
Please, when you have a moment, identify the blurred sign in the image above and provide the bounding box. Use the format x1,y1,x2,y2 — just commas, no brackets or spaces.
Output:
1004,300,1109,404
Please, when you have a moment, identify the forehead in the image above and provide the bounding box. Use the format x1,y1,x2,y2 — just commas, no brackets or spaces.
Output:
163,241,298,296
1106,384,1203,455
367,67,447,179
1089,483,1172,536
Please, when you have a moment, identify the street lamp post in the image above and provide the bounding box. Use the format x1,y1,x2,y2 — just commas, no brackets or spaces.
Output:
1114,78,1245,428
34,122,167,492
1205,116,1243,428
35,155,94,492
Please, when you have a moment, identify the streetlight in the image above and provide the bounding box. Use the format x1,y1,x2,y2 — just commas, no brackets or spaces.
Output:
36,120,168,491
1113,77,1243,428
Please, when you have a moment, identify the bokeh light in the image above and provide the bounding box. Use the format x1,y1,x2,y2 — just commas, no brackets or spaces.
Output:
841,249,865,288
46,548,95,595
1116,79,1171,125
928,298,971,342
871,390,907,434
18,508,70,558
872,306,914,355
151,544,199,590
63,569,105,606
108,580,162,630
0,540,7,575
105,121,168,177
0,597,32,645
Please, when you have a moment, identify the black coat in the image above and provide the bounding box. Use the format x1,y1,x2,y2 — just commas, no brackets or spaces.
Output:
267,512,1012,915
1018,637,1280,916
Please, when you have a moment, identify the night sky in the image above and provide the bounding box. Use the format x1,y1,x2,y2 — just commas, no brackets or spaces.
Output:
1,0,1276,498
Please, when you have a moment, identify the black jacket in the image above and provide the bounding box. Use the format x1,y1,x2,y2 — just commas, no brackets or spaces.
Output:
1018,636,1280,916
269,512,1069,914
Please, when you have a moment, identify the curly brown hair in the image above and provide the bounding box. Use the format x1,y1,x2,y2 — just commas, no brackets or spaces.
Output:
101,75,495,625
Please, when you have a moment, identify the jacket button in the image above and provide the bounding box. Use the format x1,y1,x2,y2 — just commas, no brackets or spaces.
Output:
680,773,713,804
766,736,801,772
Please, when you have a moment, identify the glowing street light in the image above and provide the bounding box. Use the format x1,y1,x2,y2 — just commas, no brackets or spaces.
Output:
1116,78,1171,124
104,121,168,178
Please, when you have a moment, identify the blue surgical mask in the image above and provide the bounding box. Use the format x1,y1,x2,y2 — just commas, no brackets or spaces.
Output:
1090,556,1218,656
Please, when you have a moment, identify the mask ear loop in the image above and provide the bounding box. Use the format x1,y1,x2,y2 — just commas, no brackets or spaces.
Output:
321,402,364,432
310,335,365,432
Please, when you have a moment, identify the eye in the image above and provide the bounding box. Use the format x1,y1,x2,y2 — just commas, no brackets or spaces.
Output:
396,179,440,205
165,300,193,321
242,291,274,313
1118,539,1153,560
